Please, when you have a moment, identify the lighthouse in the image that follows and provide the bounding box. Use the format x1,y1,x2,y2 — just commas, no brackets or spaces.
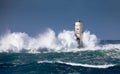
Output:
74,19,83,47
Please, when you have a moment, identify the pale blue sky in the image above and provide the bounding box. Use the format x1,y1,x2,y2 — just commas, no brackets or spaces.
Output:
0,0,120,40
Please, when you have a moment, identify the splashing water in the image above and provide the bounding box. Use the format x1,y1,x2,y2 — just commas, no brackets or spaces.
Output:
0,28,120,53
82,31,99,48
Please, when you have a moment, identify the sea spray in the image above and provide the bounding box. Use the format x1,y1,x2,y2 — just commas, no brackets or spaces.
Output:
82,31,99,48
0,32,30,52
58,30,78,49
0,28,120,53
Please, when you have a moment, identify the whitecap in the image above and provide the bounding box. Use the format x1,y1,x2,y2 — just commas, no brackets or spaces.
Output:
37,60,115,68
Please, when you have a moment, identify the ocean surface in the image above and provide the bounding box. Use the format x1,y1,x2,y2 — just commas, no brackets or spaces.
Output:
0,29,120,74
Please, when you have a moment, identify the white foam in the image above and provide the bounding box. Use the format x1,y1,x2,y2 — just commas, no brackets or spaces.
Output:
82,31,99,48
0,28,120,53
37,60,53,63
37,60,115,68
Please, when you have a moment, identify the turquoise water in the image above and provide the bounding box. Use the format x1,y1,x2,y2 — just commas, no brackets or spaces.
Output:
0,40,120,74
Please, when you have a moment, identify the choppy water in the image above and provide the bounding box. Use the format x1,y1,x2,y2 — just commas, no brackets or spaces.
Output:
0,29,120,74
0,48,120,74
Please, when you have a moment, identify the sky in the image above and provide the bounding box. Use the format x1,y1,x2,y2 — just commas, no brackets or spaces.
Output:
0,0,120,40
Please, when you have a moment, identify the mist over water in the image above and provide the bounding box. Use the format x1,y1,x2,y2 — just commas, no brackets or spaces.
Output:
0,28,120,53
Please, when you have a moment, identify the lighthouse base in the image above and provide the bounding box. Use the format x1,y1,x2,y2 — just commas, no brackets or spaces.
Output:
76,37,83,48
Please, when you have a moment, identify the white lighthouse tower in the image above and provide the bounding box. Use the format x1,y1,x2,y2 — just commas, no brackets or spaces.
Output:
74,19,83,47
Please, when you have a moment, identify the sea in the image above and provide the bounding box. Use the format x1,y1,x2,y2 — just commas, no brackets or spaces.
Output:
0,29,120,74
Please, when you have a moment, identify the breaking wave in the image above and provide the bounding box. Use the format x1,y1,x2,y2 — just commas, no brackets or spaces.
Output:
37,60,115,68
0,28,120,53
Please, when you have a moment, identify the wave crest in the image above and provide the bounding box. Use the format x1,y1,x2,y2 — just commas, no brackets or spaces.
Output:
0,28,120,53
37,60,115,68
